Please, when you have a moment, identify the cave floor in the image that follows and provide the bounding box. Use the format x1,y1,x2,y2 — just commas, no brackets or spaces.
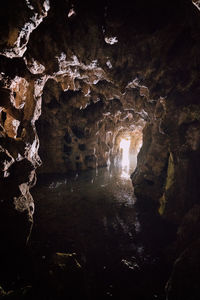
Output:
21,167,170,300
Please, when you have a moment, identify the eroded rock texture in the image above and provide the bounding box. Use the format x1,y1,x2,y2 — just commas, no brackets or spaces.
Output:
1,0,200,298
38,79,144,173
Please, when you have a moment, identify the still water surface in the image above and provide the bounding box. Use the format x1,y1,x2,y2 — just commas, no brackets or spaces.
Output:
31,167,166,299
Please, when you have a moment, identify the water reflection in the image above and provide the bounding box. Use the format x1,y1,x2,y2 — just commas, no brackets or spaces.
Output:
46,167,135,206
30,166,163,299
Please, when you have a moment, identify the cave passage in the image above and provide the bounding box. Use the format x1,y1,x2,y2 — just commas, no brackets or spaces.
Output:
2,0,200,299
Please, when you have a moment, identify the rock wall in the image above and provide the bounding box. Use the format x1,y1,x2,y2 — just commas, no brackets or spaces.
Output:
0,0,50,256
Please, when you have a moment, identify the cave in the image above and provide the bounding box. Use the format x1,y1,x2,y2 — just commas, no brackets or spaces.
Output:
1,0,200,299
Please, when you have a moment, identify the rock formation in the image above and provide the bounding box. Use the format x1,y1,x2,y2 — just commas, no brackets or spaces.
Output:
0,0,200,298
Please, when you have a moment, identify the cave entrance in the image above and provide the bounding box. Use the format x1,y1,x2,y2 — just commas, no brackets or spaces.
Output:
114,128,143,178
119,137,131,178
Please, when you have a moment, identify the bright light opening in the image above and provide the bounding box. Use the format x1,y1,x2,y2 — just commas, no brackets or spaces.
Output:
120,138,131,178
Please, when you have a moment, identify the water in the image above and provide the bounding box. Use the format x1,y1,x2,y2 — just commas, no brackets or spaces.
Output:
29,166,168,300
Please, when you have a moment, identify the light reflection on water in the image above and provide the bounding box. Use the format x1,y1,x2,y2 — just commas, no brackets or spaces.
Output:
48,167,136,205
31,166,147,298
30,166,167,299
32,165,140,258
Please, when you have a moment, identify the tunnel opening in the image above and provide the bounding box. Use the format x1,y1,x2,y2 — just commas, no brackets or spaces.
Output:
112,128,143,179
120,136,131,173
